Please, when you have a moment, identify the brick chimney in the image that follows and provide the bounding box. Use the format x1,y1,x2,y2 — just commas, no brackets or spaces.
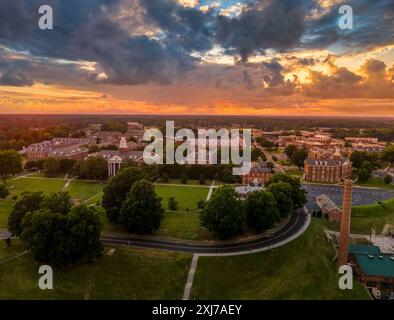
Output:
337,178,352,267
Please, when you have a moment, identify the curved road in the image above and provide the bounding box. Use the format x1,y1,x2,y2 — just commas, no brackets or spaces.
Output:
101,210,310,256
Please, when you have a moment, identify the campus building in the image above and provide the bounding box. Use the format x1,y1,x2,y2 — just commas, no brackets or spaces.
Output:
93,137,144,177
316,194,342,222
304,147,352,183
241,160,271,186
26,137,96,161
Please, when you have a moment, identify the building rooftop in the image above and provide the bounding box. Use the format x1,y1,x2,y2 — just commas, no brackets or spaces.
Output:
350,245,394,278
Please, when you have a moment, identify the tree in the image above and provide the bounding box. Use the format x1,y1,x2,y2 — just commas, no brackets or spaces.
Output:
290,148,308,169
265,174,307,209
384,174,393,184
20,205,103,267
44,157,60,177
199,174,205,185
8,191,44,236
383,144,394,165
284,145,297,159
58,159,76,174
266,182,294,218
67,205,103,263
358,168,371,182
197,199,205,210
0,150,23,182
350,151,368,170
181,172,188,184
0,184,9,198
251,148,265,161
86,157,108,180
102,167,150,223
161,172,169,183
41,192,72,215
245,190,278,232
168,197,178,211
119,180,164,234
200,186,244,240
21,209,70,267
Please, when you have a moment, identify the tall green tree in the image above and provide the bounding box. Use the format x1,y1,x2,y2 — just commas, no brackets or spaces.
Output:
119,180,164,234
8,191,44,236
21,209,70,267
200,186,244,240
265,173,307,209
290,148,308,169
383,144,394,165
67,205,103,263
245,190,278,232
284,145,297,159
44,157,60,177
102,167,150,223
42,192,72,215
0,150,23,182
266,182,294,218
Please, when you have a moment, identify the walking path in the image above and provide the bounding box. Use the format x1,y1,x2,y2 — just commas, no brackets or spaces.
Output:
0,250,29,265
206,180,215,201
182,253,199,300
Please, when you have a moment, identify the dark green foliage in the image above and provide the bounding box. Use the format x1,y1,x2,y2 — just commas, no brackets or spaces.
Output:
265,173,307,209
161,172,169,183
20,205,103,267
290,148,308,169
44,157,60,177
0,184,9,198
119,180,164,234
0,150,23,182
168,197,178,211
284,145,297,159
102,167,150,223
8,191,45,236
200,186,244,240
199,174,205,185
41,191,72,215
384,174,393,184
266,182,294,218
181,172,188,184
245,190,278,232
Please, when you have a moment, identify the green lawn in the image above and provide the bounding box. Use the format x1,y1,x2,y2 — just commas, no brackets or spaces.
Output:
0,178,106,229
66,180,104,202
356,177,394,190
324,198,394,234
156,179,213,186
0,242,191,300
7,178,66,197
155,212,212,240
193,219,370,300
155,185,209,212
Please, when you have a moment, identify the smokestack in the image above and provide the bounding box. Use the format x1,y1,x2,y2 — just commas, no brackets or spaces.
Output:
337,179,352,267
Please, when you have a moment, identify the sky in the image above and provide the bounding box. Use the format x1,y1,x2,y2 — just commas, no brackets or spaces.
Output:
0,0,393,116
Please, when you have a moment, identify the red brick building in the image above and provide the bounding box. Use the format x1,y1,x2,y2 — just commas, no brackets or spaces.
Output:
242,160,271,185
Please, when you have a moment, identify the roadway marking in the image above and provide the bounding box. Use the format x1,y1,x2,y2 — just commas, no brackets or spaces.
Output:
182,253,199,300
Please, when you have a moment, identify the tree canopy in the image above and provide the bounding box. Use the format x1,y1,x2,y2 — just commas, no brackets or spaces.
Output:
119,179,164,234
245,190,278,232
200,186,244,240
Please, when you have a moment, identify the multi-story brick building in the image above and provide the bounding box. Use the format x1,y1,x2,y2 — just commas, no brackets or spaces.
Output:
26,137,96,161
304,147,352,183
242,160,271,186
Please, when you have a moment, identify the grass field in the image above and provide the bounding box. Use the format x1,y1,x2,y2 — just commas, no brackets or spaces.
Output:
356,177,394,190
155,185,209,212
193,219,370,300
155,212,212,240
0,242,191,300
323,198,394,234
0,177,105,229
156,178,213,186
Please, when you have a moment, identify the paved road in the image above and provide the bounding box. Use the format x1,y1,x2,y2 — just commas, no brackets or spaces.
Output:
101,210,309,256
0,230,11,240
303,184,394,212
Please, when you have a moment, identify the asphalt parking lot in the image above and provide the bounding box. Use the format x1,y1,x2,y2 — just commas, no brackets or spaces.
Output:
303,184,394,212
